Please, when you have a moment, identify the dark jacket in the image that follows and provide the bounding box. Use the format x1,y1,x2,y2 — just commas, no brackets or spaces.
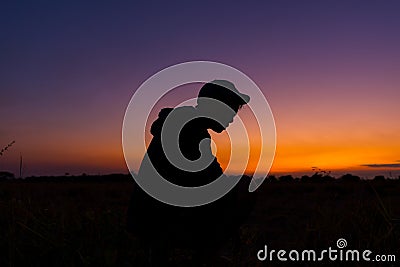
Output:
146,106,223,187
127,107,254,248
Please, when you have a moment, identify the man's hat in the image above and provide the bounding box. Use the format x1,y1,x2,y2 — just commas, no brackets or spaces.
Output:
198,80,250,107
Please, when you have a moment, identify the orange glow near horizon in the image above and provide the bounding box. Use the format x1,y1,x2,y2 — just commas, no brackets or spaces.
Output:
2,82,400,178
208,86,400,176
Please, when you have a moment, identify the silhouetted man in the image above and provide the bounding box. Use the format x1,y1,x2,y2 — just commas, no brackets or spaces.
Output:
127,80,252,265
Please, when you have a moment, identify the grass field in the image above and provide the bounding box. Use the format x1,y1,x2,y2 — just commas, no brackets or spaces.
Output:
1,178,399,266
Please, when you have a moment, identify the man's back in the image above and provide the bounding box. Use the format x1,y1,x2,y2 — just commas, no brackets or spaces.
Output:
127,106,237,243
145,106,223,187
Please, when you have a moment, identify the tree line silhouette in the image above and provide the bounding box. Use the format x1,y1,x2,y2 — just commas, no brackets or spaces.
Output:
0,172,398,182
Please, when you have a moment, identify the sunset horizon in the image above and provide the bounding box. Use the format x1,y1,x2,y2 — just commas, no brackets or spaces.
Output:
1,1,399,179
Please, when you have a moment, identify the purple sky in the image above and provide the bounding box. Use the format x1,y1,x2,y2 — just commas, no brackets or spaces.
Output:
1,1,400,177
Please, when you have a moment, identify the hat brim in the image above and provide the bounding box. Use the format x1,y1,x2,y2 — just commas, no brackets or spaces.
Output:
238,93,250,104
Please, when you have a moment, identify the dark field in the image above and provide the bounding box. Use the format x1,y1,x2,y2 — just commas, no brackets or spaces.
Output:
1,178,399,267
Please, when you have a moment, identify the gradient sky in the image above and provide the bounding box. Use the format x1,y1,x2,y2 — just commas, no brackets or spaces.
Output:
1,0,400,178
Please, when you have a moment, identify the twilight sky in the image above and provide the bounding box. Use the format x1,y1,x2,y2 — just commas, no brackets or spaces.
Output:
1,0,400,178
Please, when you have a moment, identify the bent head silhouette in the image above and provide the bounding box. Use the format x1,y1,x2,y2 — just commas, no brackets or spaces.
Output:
127,80,252,265
143,80,250,187
196,79,250,133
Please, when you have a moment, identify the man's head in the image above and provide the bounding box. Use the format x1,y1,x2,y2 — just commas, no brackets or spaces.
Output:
196,80,250,132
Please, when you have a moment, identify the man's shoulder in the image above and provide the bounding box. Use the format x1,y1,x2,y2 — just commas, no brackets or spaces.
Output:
170,106,196,115
171,106,210,137
151,106,196,136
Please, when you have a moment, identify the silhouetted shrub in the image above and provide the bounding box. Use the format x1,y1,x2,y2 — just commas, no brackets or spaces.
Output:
321,175,335,182
373,175,385,181
0,171,15,180
301,175,311,182
267,175,278,183
339,173,360,182
279,175,294,182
